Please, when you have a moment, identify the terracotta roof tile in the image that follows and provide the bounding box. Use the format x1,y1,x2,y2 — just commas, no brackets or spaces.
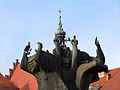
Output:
0,73,18,89
10,64,38,90
100,69,120,90
90,68,120,89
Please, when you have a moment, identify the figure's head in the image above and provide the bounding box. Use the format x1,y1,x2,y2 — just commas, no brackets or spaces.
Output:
73,35,76,39
37,42,43,49
28,42,30,45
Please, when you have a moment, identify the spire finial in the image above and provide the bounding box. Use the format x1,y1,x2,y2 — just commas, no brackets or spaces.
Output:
58,9,62,19
58,9,62,16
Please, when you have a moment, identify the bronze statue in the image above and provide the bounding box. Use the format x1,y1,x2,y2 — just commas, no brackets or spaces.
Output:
20,12,108,90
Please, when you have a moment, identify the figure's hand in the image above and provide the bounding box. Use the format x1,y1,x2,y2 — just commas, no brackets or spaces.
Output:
95,37,100,47
30,48,32,51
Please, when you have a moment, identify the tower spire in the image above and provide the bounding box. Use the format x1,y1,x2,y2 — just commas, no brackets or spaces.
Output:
55,9,66,36
54,9,66,46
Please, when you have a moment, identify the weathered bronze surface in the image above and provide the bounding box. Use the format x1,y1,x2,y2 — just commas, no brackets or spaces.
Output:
20,14,108,90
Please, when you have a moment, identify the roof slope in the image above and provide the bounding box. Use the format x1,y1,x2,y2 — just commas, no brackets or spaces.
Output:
100,68,120,90
10,64,38,90
90,68,120,90
0,73,18,89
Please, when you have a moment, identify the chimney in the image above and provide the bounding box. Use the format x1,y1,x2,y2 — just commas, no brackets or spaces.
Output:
9,69,13,78
5,75,9,79
13,62,16,71
13,59,19,71
98,72,105,78
108,73,111,79
106,73,111,81
16,59,19,65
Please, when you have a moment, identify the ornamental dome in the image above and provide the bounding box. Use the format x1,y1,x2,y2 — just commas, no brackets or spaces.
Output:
55,16,66,36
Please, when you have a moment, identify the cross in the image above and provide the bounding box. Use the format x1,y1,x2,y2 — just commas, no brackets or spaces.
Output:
58,9,62,15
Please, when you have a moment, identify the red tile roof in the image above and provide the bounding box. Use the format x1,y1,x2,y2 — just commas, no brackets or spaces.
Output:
90,68,120,90
100,68,120,90
0,73,18,89
10,64,38,90
8,61,120,90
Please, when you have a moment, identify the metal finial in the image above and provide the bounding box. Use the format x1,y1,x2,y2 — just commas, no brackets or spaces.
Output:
58,9,62,16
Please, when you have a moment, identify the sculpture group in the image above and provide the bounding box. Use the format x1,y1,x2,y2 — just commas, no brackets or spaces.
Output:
20,13,108,90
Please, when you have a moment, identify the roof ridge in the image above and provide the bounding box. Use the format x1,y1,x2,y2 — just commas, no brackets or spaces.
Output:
109,67,120,71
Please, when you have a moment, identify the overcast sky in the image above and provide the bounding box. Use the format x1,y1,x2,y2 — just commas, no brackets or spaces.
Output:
0,0,120,75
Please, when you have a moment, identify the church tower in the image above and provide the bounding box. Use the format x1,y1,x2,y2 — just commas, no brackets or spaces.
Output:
55,9,66,46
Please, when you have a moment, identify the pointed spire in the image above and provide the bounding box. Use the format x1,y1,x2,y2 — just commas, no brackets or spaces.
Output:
55,9,66,36
58,9,62,27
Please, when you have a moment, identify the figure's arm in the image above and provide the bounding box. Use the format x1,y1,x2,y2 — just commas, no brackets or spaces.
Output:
95,37,105,64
